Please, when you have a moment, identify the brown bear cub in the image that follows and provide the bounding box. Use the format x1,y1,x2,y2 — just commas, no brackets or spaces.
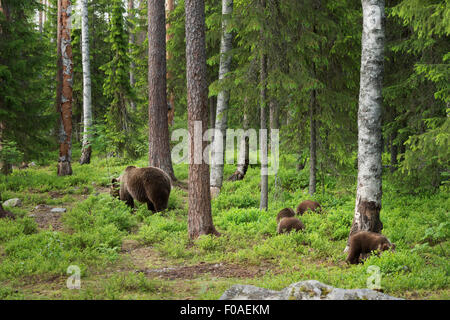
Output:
277,217,305,234
276,207,295,223
296,200,321,215
113,166,171,212
346,231,395,264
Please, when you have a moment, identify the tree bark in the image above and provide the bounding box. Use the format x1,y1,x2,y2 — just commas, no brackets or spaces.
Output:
79,0,92,165
57,0,73,176
345,0,385,252
147,0,176,181
128,0,136,111
259,0,268,211
0,122,12,175
390,130,398,173
309,88,317,195
166,0,175,126
269,99,279,131
210,0,233,198
39,0,43,33
185,0,219,239
228,112,249,181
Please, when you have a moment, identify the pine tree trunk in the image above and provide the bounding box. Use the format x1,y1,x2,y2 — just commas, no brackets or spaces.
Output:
390,130,398,173
148,0,176,181
79,0,92,165
309,89,317,195
57,0,73,176
259,0,268,211
269,99,279,131
228,112,249,181
0,122,12,175
185,0,219,239
128,0,136,111
210,0,233,198
345,0,385,252
166,0,175,126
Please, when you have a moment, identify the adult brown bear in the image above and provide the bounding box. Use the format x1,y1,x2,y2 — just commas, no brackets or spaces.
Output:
296,200,321,215
112,166,171,212
346,231,395,264
277,217,305,234
276,207,295,223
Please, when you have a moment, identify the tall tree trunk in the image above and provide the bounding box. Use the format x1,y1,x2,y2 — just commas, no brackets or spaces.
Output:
43,0,47,26
309,88,317,195
79,0,92,165
39,0,43,33
390,129,398,173
210,0,233,198
345,0,385,252
209,97,216,130
228,112,249,181
0,122,12,175
269,99,279,131
57,0,73,176
128,0,136,111
185,0,219,239
259,0,268,211
166,0,175,126
148,0,176,181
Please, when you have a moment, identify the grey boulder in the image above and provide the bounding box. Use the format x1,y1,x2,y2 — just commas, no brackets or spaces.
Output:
219,280,402,300
2,198,22,207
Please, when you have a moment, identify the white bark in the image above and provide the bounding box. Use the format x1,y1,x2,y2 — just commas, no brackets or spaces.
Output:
210,0,233,196
345,0,385,252
80,0,92,163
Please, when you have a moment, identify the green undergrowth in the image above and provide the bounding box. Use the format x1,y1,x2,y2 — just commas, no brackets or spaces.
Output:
0,153,448,299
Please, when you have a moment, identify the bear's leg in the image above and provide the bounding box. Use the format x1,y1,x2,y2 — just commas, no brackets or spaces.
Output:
147,201,155,212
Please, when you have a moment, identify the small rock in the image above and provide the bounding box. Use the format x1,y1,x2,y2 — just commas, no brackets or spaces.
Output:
3,198,22,208
121,239,140,252
34,204,51,210
51,207,67,213
29,162,37,167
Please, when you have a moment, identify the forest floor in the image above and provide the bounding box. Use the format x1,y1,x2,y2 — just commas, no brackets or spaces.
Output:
0,154,448,300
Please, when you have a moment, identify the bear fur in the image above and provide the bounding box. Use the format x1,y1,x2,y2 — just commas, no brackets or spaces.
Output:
277,217,305,234
346,231,395,264
114,166,171,212
296,200,321,215
0,203,15,220
276,207,295,223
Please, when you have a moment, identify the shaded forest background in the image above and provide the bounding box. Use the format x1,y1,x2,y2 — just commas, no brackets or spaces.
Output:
0,0,448,195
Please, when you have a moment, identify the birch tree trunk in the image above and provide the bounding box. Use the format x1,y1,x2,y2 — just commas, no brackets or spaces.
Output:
39,0,43,33
79,0,92,165
210,0,233,198
148,0,176,181
57,0,73,176
345,0,385,251
185,0,219,239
